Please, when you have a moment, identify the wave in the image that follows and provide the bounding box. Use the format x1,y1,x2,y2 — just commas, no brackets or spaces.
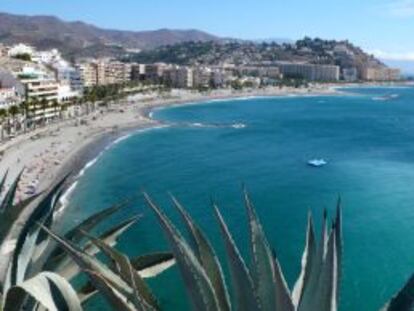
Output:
109,133,133,148
77,156,99,178
57,180,78,214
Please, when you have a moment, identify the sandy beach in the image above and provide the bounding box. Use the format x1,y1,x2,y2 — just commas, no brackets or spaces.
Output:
0,85,339,203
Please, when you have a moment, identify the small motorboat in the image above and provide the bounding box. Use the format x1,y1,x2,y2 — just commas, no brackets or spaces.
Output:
307,159,328,167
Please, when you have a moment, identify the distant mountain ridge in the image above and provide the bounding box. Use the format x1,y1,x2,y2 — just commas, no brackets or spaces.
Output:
0,12,222,58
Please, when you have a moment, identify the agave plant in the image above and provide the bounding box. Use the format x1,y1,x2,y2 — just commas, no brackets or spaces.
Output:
143,191,414,311
0,170,175,311
1,167,414,311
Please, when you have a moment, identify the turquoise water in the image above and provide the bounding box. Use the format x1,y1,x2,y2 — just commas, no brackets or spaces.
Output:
65,86,414,311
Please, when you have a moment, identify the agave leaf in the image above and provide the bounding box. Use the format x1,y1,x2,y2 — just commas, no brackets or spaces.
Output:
0,169,9,195
46,200,130,268
56,215,140,280
0,169,24,214
299,227,338,311
66,199,131,244
39,225,140,310
381,273,414,311
171,195,231,311
7,175,70,289
79,253,176,305
318,228,339,311
3,271,82,311
84,270,139,311
298,210,330,311
335,197,342,305
132,253,175,278
292,212,317,307
0,193,43,251
79,229,158,310
143,192,220,311
32,175,71,262
243,190,294,311
213,203,260,311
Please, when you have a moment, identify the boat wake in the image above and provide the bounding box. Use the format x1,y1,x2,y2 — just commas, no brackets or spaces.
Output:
372,94,399,101
186,122,247,129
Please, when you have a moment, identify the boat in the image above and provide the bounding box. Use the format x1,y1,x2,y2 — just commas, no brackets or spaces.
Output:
307,159,327,167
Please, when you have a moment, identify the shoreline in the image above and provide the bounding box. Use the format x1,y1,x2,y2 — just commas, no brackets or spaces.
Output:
2,80,411,203
0,82,408,281
0,85,340,202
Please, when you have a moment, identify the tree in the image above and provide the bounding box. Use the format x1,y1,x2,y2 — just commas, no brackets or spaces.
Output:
0,108,8,140
40,98,49,126
51,99,60,121
29,98,39,129
19,101,30,133
12,53,32,62
8,105,20,134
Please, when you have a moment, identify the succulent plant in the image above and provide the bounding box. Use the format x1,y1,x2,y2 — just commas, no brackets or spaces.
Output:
1,170,414,311
0,171,175,311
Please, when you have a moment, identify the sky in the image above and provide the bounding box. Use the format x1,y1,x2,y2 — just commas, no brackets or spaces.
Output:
1,0,414,65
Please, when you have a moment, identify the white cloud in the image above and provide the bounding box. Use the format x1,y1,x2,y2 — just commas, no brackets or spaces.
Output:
382,0,414,18
369,49,414,61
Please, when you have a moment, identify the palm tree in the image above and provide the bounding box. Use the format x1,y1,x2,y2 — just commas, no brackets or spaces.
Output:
60,102,69,120
0,108,8,141
51,99,60,121
19,101,30,133
28,98,39,129
8,105,20,134
40,98,49,126
87,93,97,115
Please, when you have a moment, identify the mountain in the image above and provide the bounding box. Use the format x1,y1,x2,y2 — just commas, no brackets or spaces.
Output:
0,12,222,58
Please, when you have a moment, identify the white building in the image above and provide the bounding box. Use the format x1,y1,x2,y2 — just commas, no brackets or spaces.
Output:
8,43,35,58
32,49,62,64
0,87,20,109
58,83,80,103
16,66,60,121
276,62,340,81
51,60,83,94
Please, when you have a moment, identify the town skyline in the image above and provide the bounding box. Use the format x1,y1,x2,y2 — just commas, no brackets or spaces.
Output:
1,0,414,64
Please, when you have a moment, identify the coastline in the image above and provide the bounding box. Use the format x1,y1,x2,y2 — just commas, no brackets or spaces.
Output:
0,85,340,202
0,82,405,282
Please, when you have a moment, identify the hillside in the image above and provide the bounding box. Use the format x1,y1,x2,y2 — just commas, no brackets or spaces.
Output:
0,12,221,58
127,37,385,70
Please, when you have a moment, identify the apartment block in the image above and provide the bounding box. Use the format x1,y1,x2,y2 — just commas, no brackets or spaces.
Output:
145,63,169,82
235,66,282,79
76,62,98,87
193,67,212,88
342,67,358,82
131,64,146,81
166,66,194,88
103,61,132,85
361,67,401,81
276,62,340,81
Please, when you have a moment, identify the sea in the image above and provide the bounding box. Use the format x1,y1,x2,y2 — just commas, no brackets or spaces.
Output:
63,86,414,311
